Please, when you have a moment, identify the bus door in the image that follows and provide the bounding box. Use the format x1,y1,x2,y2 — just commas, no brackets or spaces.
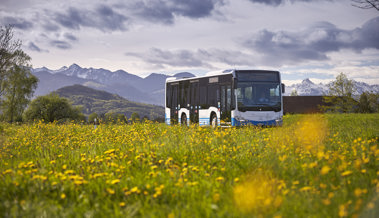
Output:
170,83,178,124
220,84,232,123
190,80,199,123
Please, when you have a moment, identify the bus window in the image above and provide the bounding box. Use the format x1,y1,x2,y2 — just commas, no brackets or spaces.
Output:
207,84,219,108
226,85,231,111
166,84,171,108
221,86,226,111
199,85,207,108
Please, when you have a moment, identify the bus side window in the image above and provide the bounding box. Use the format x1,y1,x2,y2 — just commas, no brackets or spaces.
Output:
172,85,178,109
166,84,171,108
207,85,219,108
200,85,207,108
226,85,231,111
221,86,226,111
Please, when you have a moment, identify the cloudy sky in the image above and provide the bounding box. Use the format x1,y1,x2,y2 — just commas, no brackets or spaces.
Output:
1,0,378,85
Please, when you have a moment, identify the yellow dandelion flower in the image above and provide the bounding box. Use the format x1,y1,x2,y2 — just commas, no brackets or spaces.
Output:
110,179,120,185
130,186,139,193
106,188,115,195
119,202,126,207
321,166,331,175
104,149,115,155
338,205,348,217
216,176,224,182
61,193,66,199
300,186,312,192
354,188,362,197
322,199,331,205
341,170,353,177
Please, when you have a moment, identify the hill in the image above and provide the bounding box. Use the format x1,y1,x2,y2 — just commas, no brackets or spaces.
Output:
54,84,164,120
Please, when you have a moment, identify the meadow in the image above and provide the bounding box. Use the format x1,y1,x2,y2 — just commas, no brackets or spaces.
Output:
0,114,378,217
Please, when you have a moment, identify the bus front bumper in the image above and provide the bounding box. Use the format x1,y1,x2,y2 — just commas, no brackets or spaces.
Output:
231,118,282,126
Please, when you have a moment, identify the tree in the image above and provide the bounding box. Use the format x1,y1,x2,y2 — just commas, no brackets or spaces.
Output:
130,112,140,123
0,25,38,122
1,65,38,122
352,0,379,11
290,89,298,96
357,92,372,113
88,112,98,124
115,113,127,124
321,73,357,113
357,91,379,113
23,93,85,123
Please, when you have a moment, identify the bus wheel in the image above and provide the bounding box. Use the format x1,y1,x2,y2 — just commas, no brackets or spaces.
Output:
211,113,217,128
181,114,187,126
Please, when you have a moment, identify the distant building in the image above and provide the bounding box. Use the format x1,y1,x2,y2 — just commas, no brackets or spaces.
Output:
283,96,325,114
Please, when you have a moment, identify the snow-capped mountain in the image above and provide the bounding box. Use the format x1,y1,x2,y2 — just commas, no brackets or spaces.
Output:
285,78,379,96
285,79,328,96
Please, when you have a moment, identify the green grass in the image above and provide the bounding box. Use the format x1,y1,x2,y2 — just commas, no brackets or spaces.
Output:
0,114,378,217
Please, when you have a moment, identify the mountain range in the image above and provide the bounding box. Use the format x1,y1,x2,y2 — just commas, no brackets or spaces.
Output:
285,78,379,96
31,64,379,105
32,64,195,106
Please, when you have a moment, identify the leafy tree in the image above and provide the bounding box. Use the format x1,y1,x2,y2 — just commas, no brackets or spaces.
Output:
131,112,140,123
357,91,379,113
0,25,38,122
321,73,357,113
357,92,372,113
290,89,298,96
88,112,98,124
115,113,127,123
23,93,85,123
1,65,38,122
105,112,116,124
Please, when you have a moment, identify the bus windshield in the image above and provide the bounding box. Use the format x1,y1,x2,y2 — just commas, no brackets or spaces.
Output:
236,82,281,112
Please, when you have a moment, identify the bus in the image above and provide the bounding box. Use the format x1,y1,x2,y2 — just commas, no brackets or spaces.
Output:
165,70,285,127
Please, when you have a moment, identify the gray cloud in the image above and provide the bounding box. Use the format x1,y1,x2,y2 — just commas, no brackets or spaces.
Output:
247,0,332,6
28,42,42,52
42,22,60,32
64,33,77,41
125,47,255,68
50,40,71,49
131,0,225,24
28,42,48,53
127,47,211,68
1,16,33,30
243,16,379,65
54,5,129,32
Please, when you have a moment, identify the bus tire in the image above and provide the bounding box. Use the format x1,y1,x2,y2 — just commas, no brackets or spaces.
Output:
211,113,217,127
181,113,187,126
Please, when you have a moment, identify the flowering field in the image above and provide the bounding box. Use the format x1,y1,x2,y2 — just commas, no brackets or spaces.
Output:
0,114,378,217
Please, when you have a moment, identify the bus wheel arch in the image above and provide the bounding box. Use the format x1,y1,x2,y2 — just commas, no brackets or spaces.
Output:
181,113,187,126
210,112,217,127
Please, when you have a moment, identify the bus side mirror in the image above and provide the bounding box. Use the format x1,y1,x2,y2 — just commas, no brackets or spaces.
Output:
281,83,285,93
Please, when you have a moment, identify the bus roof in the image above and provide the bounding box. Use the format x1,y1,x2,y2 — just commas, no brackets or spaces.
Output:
166,69,234,83
165,69,280,83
